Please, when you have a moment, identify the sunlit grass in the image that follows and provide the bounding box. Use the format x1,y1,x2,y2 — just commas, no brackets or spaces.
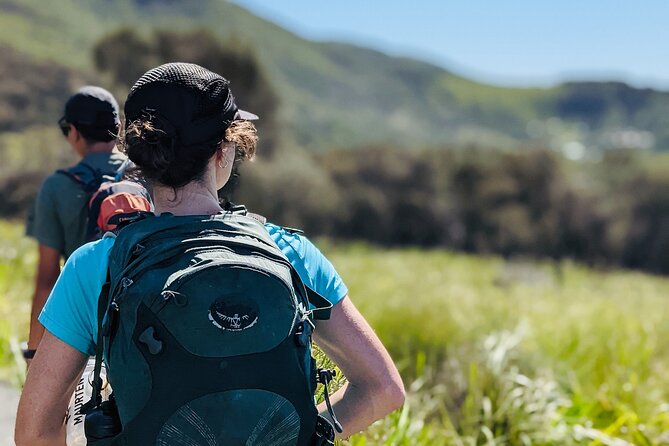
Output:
0,220,35,385
3,222,669,444
323,242,669,445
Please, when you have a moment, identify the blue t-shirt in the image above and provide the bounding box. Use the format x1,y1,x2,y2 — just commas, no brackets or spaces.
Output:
39,223,348,356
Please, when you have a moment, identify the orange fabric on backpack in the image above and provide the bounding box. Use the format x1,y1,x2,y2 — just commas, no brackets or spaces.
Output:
97,192,152,232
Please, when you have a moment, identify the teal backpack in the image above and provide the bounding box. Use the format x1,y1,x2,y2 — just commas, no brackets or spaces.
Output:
82,210,340,445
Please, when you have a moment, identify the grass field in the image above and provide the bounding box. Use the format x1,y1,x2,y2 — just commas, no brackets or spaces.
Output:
3,220,669,445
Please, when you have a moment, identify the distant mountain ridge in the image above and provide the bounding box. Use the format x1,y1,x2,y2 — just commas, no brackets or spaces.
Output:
1,0,668,152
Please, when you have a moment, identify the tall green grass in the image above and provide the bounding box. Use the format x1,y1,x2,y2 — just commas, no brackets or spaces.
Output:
3,221,669,444
325,243,669,445
0,221,34,385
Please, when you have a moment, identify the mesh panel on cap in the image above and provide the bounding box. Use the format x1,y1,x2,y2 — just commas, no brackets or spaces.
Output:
128,62,234,119
129,62,226,93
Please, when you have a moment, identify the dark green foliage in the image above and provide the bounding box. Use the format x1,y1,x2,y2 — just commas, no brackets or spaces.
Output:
230,147,669,275
320,147,453,246
595,152,669,274
556,82,657,127
0,170,44,217
234,150,344,234
2,0,669,151
93,28,154,89
621,175,669,273
0,46,89,132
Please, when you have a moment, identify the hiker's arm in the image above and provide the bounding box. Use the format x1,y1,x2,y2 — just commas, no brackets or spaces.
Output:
27,245,61,359
16,330,88,446
313,295,405,438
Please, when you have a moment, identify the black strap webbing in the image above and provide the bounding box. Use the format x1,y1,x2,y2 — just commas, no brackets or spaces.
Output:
113,159,132,181
306,286,333,321
81,270,111,414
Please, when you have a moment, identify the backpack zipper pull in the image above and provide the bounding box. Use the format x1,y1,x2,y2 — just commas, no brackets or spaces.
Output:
317,369,343,433
160,290,188,307
103,279,128,336
132,243,145,256
117,277,133,301
103,297,120,337
110,277,133,310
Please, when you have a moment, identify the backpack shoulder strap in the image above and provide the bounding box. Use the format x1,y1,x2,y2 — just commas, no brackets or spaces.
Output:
241,215,324,316
306,286,333,321
223,202,266,223
113,159,133,182
57,162,103,193
81,270,111,414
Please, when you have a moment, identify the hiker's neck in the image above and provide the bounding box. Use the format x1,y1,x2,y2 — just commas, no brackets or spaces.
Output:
83,141,116,155
152,182,222,217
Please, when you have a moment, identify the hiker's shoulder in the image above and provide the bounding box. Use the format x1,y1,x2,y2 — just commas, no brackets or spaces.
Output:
264,222,311,255
264,222,334,267
66,234,116,268
264,222,347,305
82,148,126,165
42,168,76,189
35,169,79,205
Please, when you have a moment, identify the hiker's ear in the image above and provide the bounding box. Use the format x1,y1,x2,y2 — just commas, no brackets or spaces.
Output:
69,125,80,142
67,126,88,157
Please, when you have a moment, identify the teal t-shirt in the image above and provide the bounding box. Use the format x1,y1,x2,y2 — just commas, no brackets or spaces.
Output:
39,223,348,356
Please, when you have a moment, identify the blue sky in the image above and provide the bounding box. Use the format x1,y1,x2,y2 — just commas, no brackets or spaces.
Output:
229,0,669,90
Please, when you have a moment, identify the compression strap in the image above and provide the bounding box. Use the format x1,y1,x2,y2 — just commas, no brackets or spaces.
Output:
81,270,111,414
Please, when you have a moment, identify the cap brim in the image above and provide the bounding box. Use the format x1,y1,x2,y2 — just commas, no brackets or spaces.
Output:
236,109,259,121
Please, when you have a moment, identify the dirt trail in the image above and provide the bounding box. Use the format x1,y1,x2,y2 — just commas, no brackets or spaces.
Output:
0,382,19,446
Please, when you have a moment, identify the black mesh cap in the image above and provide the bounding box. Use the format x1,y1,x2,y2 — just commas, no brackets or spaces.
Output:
63,85,120,128
124,62,258,146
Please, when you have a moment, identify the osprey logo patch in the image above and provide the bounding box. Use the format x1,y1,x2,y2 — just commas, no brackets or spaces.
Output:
208,297,259,331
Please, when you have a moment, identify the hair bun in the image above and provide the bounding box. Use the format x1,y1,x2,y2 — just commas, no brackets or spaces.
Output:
125,118,175,179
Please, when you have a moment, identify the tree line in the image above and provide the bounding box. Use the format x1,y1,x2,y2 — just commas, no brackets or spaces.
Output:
1,28,668,274
236,147,669,275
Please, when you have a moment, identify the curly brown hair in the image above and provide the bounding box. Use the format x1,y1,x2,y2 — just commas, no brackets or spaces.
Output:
121,118,257,188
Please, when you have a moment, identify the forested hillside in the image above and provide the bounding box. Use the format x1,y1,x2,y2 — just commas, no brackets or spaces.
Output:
1,0,668,151
2,0,669,274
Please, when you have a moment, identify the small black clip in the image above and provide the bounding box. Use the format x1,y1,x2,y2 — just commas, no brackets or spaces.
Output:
283,226,304,235
132,243,145,256
294,319,314,347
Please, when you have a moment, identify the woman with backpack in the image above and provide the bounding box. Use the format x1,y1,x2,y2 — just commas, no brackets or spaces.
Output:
16,63,404,446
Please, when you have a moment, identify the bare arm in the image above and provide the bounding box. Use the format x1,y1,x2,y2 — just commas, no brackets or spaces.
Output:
313,296,405,438
16,330,88,446
27,245,61,356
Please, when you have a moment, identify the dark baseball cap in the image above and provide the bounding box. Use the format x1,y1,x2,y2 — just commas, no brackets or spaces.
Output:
63,86,120,129
124,62,258,146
